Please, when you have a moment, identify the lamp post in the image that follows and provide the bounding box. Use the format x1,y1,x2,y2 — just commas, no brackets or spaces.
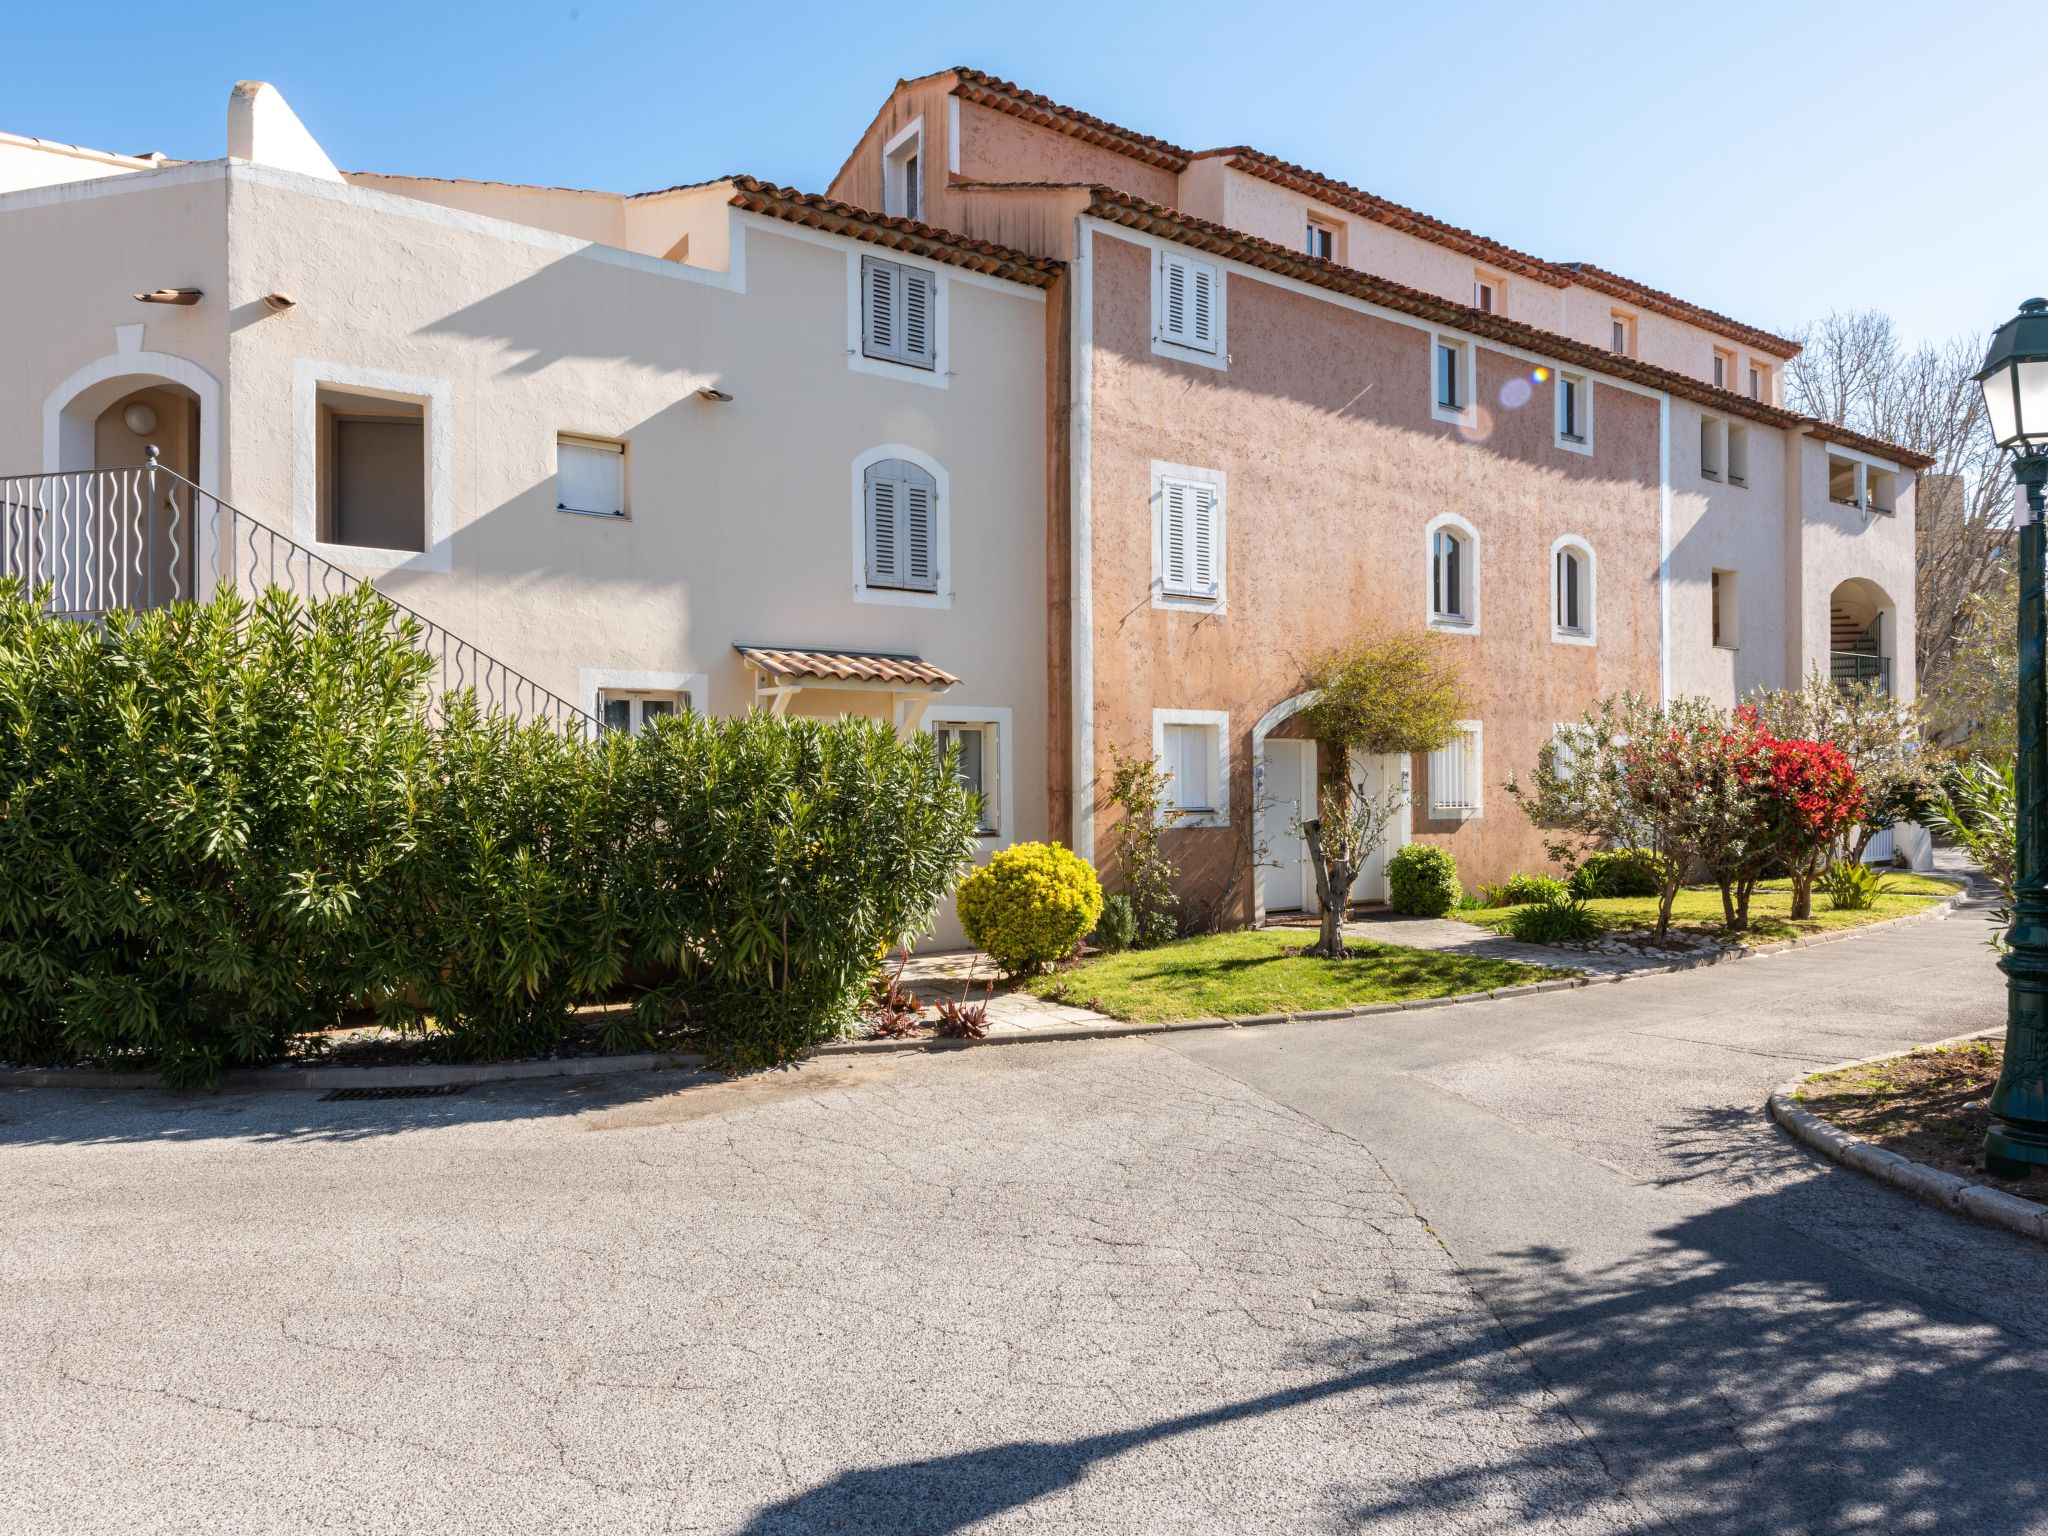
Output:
1974,297,2048,1181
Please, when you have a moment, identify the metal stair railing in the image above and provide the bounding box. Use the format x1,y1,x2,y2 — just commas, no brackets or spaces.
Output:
0,449,597,736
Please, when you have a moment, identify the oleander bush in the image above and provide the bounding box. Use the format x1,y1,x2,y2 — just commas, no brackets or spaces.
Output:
1479,873,1568,908
1567,848,1673,900
0,581,978,1081
1386,844,1461,918
956,841,1105,975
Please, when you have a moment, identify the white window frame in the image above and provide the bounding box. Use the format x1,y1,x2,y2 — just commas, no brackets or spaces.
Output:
846,247,949,388
1430,331,1477,428
1305,212,1342,263
1748,361,1769,403
1152,249,1226,369
1152,708,1231,828
1550,534,1596,646
1610,310,1637,359
1473,269,1505,315
579,668,709,725
1712,348,1734,391
1150,459,1226,611
851,443,950,609
1427,720,1484,820
921,704,1014,850
881,117,924,222
556,433,628,519
1823,442,1902,515
292,359,452,573
1424,512,1480,634
1554,369,1593,455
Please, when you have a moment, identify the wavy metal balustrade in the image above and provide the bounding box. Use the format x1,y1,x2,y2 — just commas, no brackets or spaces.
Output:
0,454,597,735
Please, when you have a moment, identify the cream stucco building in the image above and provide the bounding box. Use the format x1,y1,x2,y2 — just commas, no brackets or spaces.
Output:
0,74,1933,945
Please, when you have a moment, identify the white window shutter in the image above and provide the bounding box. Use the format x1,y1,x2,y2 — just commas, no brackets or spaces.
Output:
1159,253,1220,353
557,438,623,517
1162,481,1190,592
901,268,935,369
1189,485,1217,594
1162,254,1188,344
1428,724,1482,817
1188,261,1215,349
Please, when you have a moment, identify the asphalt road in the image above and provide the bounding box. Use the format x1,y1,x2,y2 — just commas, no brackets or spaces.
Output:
4,889,2043,1535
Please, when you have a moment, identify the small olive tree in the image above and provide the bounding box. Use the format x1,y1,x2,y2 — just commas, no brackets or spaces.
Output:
1506,693,1757,942
1291,631,1469,958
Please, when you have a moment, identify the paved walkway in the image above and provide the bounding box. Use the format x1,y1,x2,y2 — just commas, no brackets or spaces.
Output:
1,870,2038,1534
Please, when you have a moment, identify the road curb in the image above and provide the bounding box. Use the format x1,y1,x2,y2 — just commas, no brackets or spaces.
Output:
1,884,1972,1094
1767,1032,2047,1245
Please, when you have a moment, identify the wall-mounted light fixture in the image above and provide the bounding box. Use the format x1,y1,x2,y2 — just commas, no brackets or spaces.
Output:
696,387,734,403
133,288,202,305
121,402,159,435
262,292,296,312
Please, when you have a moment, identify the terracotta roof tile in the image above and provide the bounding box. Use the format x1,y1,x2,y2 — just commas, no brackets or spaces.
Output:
1556,262,1799,360
736,646,962,688
950,67,1191,171
1081,187,1930,468
725,176,1062,289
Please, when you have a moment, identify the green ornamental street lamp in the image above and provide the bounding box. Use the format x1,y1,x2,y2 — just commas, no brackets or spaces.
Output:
1974,297,2048,1180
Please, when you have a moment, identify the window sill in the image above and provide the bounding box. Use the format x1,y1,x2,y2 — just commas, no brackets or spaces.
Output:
1552,627,1594,646
1702,471,1722,482
859,348,936,374
558,505,626,519
1727,476,1747,489
1429,615,1476,632
1559,433,1586,445
1714,642,1740,653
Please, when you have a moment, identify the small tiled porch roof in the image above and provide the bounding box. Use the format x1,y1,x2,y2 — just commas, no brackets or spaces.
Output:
735,646,961,688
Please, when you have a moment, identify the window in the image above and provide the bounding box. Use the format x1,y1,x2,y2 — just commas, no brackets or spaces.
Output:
1437,342,1462,408
1305,214,1340,262
556,435,625,518
1867,467,1897,514
1556,370,1591,451
1152,710,1230,826
1473,272,1502,314
1157,250,1219,354
1713,348,1733,390
1700,415,1726,480
882,120,923,221
1427,721,1483,819
935,723,997,835
863,457,939,591
1427,518,1477,630
319,388,425,552
599,690,681,735
1163,724,1213,813
1828,454,1861,507
1748,362,1768,402
1610,311,1636,358
860,256,936,370
1155,468,1223,603
1553,539,1593,642
1727,424,1749,487
1431,334,1475,425
1712,569,1739,649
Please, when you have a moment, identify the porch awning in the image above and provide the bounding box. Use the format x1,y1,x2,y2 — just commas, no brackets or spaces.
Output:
734,646,960,689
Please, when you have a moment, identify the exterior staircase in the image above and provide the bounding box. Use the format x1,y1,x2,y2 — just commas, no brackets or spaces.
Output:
0,450,596,733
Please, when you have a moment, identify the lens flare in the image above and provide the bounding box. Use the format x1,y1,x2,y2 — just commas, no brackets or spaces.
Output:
1499,376,1533,410
1531,366,1552,383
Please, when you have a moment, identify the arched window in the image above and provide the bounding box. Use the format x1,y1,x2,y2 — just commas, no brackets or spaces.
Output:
862,457,939,593
1550,536,1596,645
1426,515,1479,631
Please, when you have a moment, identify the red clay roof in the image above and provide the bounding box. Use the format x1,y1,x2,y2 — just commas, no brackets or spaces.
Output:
725,176,1062,289
736,646,962,688
950,67,1191,172
1081,186,1930,468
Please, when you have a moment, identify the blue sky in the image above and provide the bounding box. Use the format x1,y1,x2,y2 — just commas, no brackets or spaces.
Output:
11,0,2039,351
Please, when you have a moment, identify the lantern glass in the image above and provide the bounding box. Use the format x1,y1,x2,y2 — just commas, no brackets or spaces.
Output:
1985,364,2021,448
2018,357,2048,448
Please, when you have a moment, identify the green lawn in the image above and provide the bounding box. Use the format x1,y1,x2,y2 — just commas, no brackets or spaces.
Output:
1024,929,1571,1023
1457,873,1956,947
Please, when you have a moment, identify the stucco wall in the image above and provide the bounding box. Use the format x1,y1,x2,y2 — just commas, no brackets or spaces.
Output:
1082,230,1666,910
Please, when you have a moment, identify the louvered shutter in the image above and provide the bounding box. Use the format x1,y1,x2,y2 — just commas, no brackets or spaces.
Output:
1428,724,1482,817
902,469,937,590
862,256,897,360
866,466,901,586
1161,481,1190,592
900,267,935,369
1159,252,1219,353
1188,485,1216,594
1187,261,1215,349
1161,255,1188,346
1160,479,1220,598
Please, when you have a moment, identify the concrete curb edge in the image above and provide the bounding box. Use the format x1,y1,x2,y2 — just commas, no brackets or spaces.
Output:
1767,1030,2046,1245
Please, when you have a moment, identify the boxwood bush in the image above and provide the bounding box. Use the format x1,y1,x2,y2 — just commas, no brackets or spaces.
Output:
956,841,1104,975
0,581,978,1081
1386,844,1461,917
1567,848,1672,899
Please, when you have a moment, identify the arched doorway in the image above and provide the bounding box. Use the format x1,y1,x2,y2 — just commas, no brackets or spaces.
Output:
1829,578,1895,696
1250,692,1411,926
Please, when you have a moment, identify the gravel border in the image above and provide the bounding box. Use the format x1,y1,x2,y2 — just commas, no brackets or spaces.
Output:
1768,1030,2047,1245
0,883,1967,1094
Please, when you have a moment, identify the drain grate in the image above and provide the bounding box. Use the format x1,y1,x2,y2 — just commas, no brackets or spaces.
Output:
320,1083,469,1102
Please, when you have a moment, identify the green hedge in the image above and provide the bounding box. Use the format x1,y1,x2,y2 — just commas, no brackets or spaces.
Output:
1386,844,1461,917
0,582,977,1082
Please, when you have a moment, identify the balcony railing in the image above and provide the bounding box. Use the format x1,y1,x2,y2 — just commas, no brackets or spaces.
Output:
0,454,596,735
1830,650,1892,695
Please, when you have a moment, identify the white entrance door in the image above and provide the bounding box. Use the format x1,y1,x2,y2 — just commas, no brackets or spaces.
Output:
1347,749,1411,904
1261,739,1315,914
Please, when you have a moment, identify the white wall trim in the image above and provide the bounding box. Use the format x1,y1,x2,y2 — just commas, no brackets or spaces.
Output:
1426,719,1485,820
1554,368,1595,456
850,442,951,609
578,668,709,717
1424,511,1481,636
1549,533,1597,646
1152,707,1232,829
291,358,453,573
844,246,951,389
43,348,223,494
1149,458,1227,612
920,702,1016,855
1428,329,1478,430
1817,439,1903,474
946,96,962,175
881,115,925,221
1149,247,1228,371
1658,393,1672,702
1071,218,1096,863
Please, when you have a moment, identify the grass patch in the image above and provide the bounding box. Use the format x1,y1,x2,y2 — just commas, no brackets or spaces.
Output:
1798,1038,2044,1203
1025,928,1572,1023
1456,873,1953,947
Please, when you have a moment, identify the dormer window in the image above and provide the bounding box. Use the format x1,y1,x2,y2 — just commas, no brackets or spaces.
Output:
1305,214,1340,262
882,119,924,222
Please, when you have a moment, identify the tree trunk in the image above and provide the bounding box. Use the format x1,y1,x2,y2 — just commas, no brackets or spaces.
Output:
1654,875,1682,942
1301,818,1356,959
1734,872,1758,930
1715,875,1738,930
1790,863,1816,921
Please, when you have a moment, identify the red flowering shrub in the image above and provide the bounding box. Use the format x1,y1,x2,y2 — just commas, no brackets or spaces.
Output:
1723,708,1865,921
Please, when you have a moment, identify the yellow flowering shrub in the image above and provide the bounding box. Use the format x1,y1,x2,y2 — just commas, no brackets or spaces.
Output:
956,841,1105,975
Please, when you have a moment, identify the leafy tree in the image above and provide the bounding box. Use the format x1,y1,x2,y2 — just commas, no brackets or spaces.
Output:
1925,568,2016,756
